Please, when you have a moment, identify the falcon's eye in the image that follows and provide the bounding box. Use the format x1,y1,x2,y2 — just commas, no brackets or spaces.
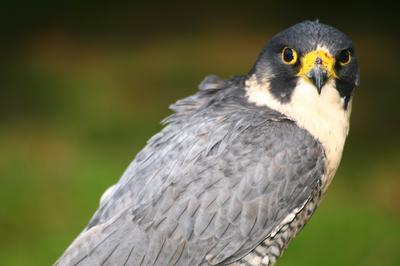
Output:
338,49,351,66
281,47,298,65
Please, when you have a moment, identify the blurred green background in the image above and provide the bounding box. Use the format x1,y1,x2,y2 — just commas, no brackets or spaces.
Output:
1,1,399,265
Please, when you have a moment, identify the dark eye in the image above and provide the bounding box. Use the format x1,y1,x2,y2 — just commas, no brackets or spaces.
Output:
338,49,351,65
281,47,298,65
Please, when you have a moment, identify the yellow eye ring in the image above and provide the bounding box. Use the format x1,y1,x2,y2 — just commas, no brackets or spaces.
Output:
338,49,351,66
281,47,298,65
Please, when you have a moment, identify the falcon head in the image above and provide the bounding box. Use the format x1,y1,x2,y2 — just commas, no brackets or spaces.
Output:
249,20,359,110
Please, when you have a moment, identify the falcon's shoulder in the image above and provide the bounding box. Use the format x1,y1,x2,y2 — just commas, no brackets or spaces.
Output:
56,75,326,266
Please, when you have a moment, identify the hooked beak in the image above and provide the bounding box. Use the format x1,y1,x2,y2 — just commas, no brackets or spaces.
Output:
307,65,329,94
297,49,337,94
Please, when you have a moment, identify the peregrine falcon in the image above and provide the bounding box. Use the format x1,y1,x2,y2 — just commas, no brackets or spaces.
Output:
56,21,359,266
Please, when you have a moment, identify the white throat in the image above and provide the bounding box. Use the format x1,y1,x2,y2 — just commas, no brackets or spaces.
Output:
245,75,352,192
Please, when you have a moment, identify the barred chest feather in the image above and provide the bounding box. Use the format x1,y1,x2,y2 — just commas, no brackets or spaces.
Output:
236,189,322,266
239,74,351,265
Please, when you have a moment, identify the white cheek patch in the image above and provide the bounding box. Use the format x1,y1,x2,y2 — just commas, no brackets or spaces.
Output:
245,75,352,192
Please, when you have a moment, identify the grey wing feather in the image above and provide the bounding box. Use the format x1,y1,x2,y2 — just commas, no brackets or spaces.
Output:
56,75,325,266
198,75,227,91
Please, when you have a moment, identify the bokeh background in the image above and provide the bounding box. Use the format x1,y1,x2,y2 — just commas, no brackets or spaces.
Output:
1,1,399,265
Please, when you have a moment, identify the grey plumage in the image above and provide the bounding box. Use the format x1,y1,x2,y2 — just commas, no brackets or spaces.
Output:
238,189,321,265
57,20,358,266
56,75,325,266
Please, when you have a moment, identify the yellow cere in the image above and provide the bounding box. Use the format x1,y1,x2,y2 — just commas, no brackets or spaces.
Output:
298,49,338,79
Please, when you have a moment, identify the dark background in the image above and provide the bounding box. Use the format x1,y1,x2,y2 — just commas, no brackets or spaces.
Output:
1,1,399,265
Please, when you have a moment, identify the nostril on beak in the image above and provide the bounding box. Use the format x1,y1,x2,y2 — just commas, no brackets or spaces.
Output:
315,57,323,65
